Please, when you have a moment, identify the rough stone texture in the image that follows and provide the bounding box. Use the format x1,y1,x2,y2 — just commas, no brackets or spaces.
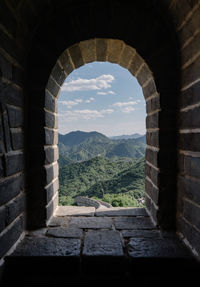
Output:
96,207,148,217
12,237,81,257
0,0,200,270
55,206,95,217
121,230,161,239
83,230,123,257
127,237,191,258
48,216,70,227
46,226,82,238
114,217,154,230
69,217,113,229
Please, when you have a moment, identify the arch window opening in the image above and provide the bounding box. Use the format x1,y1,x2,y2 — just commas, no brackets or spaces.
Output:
58,61,146,209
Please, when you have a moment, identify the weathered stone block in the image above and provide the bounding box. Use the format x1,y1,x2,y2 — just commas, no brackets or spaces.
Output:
46,226,83,239
0,215,24,258
179,133,200,152
4,152,24,176
146,112,159,129
142,78,157,100
96,38,107,61
45,128,58,145
183,199,200,230
121,229,161,239
127,237,191,258
55,206,95,217
46,77,60,97
5,192,25,226
83,230,123,257
45,177,59,204
119,44,135,69
45,110,57,129
12,237,81,257
51,62,66,87
178,175,200,205
128,53,143,76
69,216,113,229
96,207,147,217
68,44,84,69
114,217,154,230
45,90,56,112
10,130,24,150
145,178,159,205
45,162,58,186
182,56,200,89
146,131,159,147
79,39,96,63
0,174,24,205
59,50,74,75
0,206,6,233
179,106,200,129
137,64,152,86
44,146,58,165
180,80,200,109
146,94,160,114
107,39,124,63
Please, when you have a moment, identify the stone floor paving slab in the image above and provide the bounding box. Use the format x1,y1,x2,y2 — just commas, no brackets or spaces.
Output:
114,216,155,230
121,229,161,238
46,226,83,238
12,237,81,257
48,216,70,227
95,207,148,217
127,237,192,258
83,230,124,256
69,216,113,229
56,206,95,216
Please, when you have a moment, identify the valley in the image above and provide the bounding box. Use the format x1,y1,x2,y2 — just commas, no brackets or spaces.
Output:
58,131,146,207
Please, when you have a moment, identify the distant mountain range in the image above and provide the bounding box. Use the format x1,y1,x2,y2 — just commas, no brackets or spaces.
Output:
58,130,146,207
110,133,144,140
58,130,146,163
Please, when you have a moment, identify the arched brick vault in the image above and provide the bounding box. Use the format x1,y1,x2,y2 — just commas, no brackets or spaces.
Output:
26,1,180,230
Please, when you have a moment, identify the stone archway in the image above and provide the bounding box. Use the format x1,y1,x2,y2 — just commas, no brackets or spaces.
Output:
26,1,179,230
27,38,177,230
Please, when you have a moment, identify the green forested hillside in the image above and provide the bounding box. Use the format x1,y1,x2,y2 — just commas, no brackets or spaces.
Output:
58,130,146,207
59,156,145,207
58,131,145,162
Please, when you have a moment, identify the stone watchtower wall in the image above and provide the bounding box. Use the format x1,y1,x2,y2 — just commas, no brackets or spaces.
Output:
0,0,199,266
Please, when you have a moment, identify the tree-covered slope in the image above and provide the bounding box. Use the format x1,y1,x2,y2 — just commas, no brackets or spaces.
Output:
59,156,145,207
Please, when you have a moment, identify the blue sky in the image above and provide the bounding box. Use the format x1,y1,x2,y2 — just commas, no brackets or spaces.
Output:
58,62,146,137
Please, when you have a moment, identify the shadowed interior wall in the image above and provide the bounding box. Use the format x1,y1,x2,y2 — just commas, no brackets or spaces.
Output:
0,0,199,263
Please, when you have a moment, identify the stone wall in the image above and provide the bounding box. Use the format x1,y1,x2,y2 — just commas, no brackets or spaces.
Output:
168,0,200,257
0,0,199,264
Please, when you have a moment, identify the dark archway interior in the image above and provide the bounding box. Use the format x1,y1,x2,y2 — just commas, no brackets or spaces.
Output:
0,0,200,284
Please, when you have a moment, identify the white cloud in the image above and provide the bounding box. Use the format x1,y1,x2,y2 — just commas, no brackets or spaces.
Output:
61,74,115,92
121,106,136,113
113,100,140,107
58,99,83,108
59,97,95,107
85,97,95,103
97,90,115,95
58,108,114,121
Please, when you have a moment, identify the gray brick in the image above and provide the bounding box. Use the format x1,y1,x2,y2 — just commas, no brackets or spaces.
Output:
5,193,25,226
0,174,24,205
7,106,23,128
0,215,24,258
4,152,24,176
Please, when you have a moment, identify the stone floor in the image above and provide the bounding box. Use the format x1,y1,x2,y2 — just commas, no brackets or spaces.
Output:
2,207,199,286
